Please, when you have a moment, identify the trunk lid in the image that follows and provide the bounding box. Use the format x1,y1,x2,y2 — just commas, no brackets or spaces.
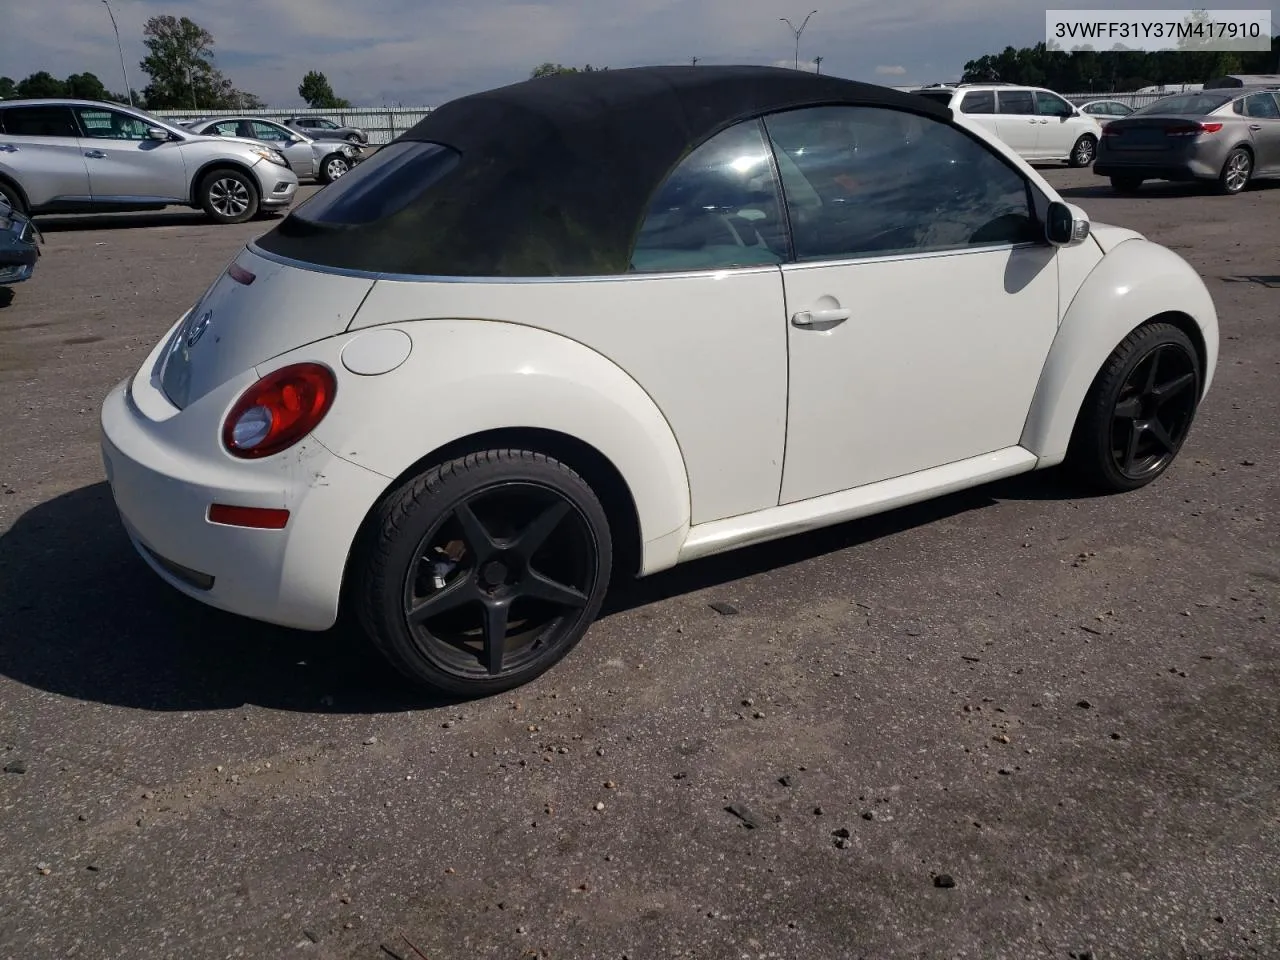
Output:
156,246,373,410
1102,114,1220,150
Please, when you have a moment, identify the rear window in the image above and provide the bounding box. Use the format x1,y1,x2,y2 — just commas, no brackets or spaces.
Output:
1134,93,1231,115
959,91,995,114
286,140,461,226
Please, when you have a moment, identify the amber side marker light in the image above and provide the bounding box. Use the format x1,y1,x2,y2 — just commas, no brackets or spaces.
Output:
208,504,291,529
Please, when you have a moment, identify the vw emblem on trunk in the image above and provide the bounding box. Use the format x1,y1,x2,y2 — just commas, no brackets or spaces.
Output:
186,310,213,348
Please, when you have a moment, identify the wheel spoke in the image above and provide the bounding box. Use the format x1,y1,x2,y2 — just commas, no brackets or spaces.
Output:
408,573,476,623
513,500,571,556
453,501,495,557
522,568,588,608
1142,346,1163,393
1121,420,1144,471
1148,419,1177,454
1113,396,1142,419
482,599,511,674
1153,371,1195,404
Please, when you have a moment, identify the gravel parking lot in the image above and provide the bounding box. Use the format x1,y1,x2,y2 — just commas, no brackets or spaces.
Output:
1,169,1277,960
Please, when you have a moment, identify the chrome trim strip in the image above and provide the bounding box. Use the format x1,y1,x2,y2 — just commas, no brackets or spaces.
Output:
246,240,783,285
780,241,1041,271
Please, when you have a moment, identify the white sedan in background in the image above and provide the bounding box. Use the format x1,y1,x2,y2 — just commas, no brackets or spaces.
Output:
100,66,1218,698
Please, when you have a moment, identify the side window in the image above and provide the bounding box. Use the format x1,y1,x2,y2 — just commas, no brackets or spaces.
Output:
763,105,1039,262
1035,91,1072,116
630,120,788,273
997,90,1036,115
76,108,150,140
251,121,290,141
959,91,996,114
1245,93,1280,119
213,121,239,137
2,106,80,137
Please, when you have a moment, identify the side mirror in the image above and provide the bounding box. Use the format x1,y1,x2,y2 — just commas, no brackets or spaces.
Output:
146,126,170,141
1046,200,1090,246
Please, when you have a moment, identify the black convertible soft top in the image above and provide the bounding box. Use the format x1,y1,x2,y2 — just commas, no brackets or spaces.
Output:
256,65,951,278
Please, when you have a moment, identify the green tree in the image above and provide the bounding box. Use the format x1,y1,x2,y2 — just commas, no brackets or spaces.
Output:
0,76,16,99
64,72,111,101
138,15,258,109
530,62,608,78
16,71,67,98
298,70,351,108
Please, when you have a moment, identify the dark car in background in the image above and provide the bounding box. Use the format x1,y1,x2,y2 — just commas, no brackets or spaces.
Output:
1093,86,1280,195
0,192,40,289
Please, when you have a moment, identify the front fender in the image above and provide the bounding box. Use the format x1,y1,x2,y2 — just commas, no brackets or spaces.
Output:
264,319,693,574
1021,237,1219,465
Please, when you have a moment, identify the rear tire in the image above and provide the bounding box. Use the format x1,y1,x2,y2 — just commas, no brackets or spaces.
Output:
0,180,27,216
1109,176,1143,194
353,449,614,698
1215,147,1252,195
1068,134,1097,167
1065,321,1202,493
198,168,260,225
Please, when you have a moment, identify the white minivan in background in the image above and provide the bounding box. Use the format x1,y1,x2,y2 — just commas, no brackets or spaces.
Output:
912,83,1104,167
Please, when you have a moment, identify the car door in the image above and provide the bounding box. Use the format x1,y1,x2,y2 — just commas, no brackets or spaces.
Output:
0,104,92,208
992,89,1042,158
1034,90,1079,158
73,106,187,202
763,104,1060,503
1242,92,1280,173
249,120,316,177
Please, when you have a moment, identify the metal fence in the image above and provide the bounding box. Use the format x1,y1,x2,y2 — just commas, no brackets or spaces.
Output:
150,106,433,145
1061,91,1182,108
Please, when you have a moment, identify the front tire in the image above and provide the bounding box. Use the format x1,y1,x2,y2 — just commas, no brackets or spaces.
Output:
197,168,260,224
319,154,350,184
1068,134,1097,167
1066,322,1202,493
354,450,613,697
0,180,28,216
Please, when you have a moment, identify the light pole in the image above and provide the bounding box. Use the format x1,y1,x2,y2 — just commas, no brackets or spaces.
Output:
101,0,134,106
814,55,824,74
780,10,818,71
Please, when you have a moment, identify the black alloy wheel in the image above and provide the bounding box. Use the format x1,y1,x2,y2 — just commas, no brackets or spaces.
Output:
1067,322,1202,492
356,450,612,696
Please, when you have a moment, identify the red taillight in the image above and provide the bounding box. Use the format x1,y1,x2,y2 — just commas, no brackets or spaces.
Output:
1166,121,1222,136
222,362,337,459
208,504,290,529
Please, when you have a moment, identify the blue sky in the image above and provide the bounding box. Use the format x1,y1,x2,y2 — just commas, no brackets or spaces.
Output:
2,1,1276,107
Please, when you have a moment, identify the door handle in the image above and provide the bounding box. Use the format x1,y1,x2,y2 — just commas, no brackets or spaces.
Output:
84,150,107,159
0,143,17,153
792,308,850,327
1249,123,1262,130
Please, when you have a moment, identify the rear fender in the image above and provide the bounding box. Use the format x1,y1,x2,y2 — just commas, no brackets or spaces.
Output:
266,318,693,574
1020,237,1219,465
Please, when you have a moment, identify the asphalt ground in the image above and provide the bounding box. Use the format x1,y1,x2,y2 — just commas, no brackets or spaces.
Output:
0,168,1277,960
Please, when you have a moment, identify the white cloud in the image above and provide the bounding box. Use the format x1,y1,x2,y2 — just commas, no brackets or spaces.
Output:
875,65,908,75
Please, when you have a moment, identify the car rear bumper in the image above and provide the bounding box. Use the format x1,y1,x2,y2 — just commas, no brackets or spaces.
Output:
99,370,389,632
1094,147,1222,181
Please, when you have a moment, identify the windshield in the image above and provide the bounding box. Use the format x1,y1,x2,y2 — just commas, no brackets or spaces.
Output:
1134,93,1232,116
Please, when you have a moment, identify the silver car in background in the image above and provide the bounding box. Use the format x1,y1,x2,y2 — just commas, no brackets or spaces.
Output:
1093,86,1280,195
284,115,368,145
183,116,362,184
0,99,299,224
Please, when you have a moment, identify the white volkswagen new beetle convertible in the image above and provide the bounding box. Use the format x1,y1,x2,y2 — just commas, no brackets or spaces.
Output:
100,66,1218,696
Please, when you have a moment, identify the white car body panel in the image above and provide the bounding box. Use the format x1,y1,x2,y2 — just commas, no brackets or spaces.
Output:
345,268,788,526
777,244,1059,502
269,316,694,576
